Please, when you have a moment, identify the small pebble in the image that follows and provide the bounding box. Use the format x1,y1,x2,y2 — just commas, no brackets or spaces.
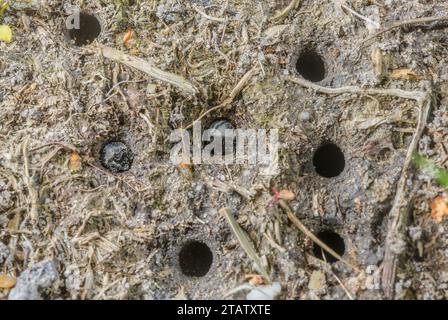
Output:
9,260,58,300
300,111,310,121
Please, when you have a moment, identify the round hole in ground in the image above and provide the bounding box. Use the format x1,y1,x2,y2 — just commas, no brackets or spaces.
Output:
312,230,345,263
295,49,326,82
313,142,345,178
206,118,235,156
67,13,101,46
99,141,134,173
178,240,213,277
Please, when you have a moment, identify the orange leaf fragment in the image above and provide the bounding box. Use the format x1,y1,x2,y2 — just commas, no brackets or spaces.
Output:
430,196,448,223
123,29,133,45
278,189,295,200
179,161,190,169
0,274,16,289
271,188,295,205
69,152,82,171
245,274,266,286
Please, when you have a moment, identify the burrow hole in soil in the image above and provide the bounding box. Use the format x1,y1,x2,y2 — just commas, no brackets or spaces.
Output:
295,49,326,82
99,141,134,174
178,240,213,277
312,230,345,263
313,142,345,178
207,118,235,156
67,13,102,46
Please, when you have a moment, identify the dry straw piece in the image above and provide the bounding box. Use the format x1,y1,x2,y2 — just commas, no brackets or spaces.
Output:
100,45,198,96
278,200,360,272
220,207,271,282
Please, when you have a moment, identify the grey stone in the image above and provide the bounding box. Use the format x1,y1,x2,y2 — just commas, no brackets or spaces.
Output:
9,260,58,300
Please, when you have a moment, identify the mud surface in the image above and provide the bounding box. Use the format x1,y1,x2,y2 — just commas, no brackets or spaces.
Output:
1,0,448,300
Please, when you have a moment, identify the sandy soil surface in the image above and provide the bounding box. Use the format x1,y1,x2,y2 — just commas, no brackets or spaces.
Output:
0,0,448,300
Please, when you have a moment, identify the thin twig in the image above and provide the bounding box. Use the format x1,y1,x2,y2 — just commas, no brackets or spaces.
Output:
339,2,380,29
29,141,78,153
100,46,198,96
361,15,448,47
288,76,427,103
278,200,360,271
264,232,287,253
102,79,147,104
271,0,301,22
183,65,259,130
321,249,355,300
204,177,257,200
184,104,224,131
381,94,433,298
192,5,227,23
229,66,259,101
21,137,39,222
86,163,149,193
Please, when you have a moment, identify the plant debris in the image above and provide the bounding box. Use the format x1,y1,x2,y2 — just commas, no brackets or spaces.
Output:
1,0,448,301
0,275,15,289
0,24,11,43
220,207,270,282
430,196,448,224
414,154,448,188
390,68,423,81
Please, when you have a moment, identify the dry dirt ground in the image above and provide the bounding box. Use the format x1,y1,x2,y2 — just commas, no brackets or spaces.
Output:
0,0,448,300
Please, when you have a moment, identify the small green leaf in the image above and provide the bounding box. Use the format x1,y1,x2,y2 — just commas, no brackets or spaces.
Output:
413,153,448,188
